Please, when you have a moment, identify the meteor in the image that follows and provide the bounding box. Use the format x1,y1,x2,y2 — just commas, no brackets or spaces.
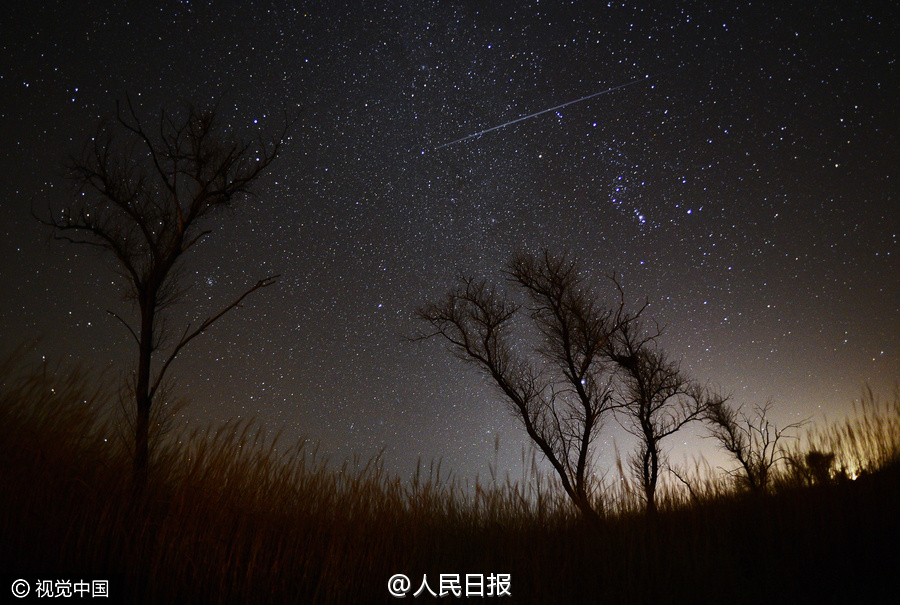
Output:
433,71,672,150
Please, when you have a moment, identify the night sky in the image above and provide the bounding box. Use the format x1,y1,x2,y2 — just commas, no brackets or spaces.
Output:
2,1,897,482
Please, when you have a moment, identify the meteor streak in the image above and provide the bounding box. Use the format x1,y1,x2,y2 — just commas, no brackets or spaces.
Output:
433,71,672,150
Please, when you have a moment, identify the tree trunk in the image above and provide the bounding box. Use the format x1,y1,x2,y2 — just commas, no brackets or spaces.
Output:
644,444,659,516
132,299,155,495
574,494,601,523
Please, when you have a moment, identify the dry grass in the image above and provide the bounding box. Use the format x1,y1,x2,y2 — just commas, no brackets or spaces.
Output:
796,384,900,479
2,354,898,603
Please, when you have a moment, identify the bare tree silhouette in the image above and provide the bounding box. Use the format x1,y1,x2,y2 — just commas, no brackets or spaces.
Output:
606,320,717,514
415,249,640,519
705,400,804,493
35,98,294,493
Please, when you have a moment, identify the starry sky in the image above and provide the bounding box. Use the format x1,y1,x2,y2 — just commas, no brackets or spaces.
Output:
1,1,898,482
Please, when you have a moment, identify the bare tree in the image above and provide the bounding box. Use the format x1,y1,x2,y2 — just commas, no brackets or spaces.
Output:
705,400,803,493
606,320,714,514
35,98,294,492
415,250,639,519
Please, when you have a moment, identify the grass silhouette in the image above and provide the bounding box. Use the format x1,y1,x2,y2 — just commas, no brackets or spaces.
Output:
1,353,898,603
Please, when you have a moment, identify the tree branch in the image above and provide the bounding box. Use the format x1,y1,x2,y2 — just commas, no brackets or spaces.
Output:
148,274,280,401
107,310,140,345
